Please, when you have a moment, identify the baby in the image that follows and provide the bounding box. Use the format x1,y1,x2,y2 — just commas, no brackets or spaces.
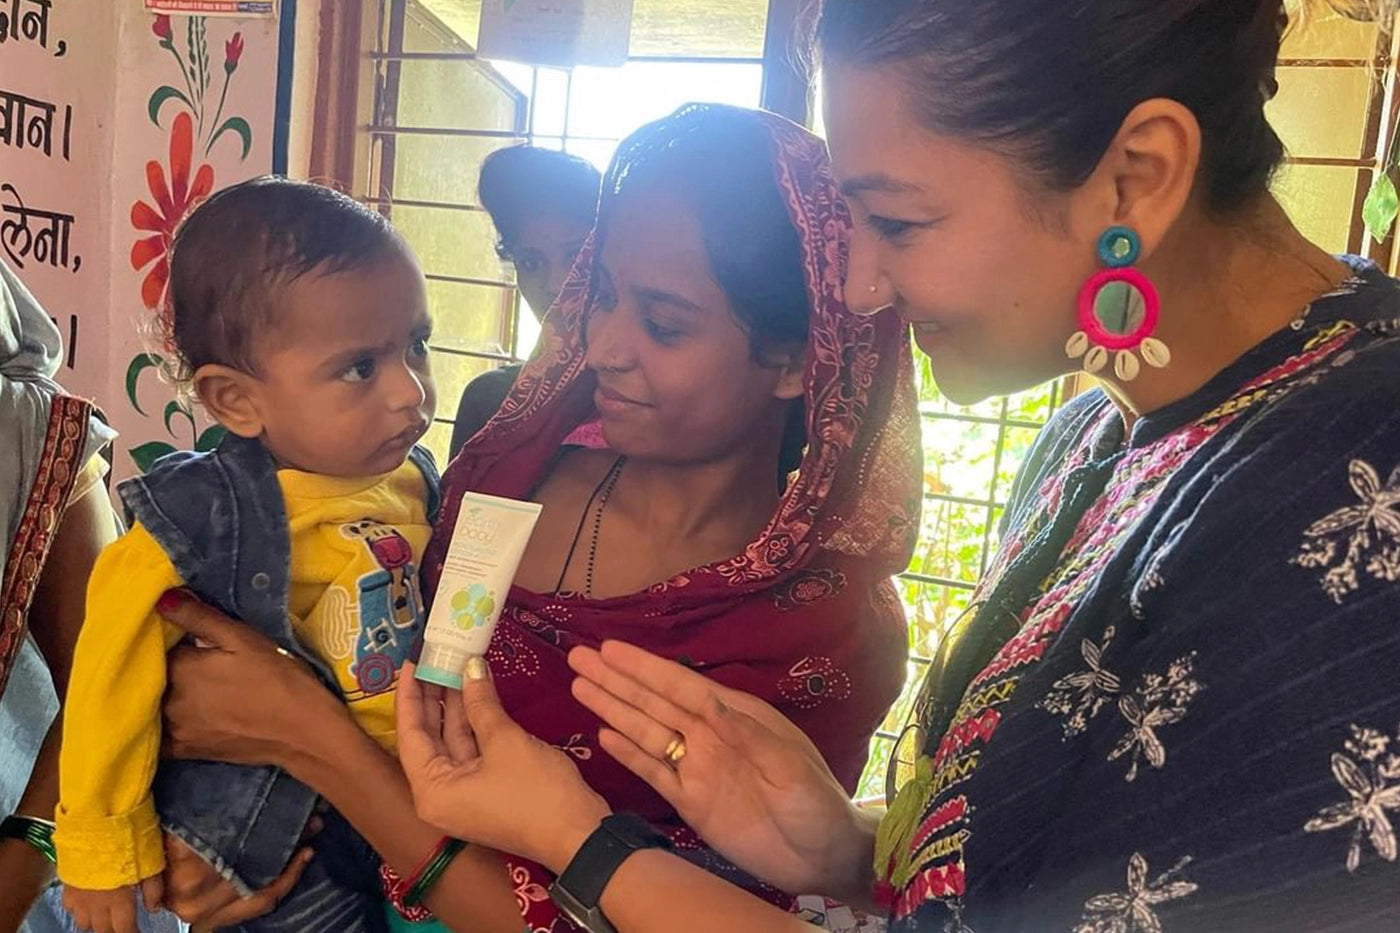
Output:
55,177,438,933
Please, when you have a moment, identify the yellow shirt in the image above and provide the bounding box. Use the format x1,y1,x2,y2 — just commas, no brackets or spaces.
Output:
54,463,432,890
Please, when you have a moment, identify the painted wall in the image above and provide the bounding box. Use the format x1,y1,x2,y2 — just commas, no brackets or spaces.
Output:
2,0,281,483
2,0,118,404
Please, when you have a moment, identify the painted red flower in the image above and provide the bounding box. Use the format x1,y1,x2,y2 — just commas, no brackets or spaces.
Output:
152,14,172,41
131,111,215,311
224,33,244,72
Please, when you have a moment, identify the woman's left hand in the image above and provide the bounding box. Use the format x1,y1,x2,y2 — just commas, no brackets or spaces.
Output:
396,659,611,873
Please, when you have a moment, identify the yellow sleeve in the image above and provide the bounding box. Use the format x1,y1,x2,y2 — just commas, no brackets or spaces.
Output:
54,523,184,890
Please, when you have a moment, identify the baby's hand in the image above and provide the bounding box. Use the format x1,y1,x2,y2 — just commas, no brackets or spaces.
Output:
62,876,164,933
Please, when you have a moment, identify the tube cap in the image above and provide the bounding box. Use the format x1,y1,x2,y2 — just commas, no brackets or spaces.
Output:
415,642,470,690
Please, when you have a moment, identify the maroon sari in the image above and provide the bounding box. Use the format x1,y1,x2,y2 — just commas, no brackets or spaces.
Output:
423,105,922,928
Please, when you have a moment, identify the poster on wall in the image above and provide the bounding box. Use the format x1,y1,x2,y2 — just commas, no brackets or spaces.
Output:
477,0,634,68
144,1,276,16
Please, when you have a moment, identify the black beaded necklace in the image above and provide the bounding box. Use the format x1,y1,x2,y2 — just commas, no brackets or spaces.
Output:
555,455,627,597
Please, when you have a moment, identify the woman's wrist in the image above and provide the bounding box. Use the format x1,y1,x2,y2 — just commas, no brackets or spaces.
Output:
823,803,881,907
539,801,613,876
0,835,52,921
278,700,362,783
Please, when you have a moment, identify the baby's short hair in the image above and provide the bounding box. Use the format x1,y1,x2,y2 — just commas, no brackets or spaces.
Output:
165,176,403,379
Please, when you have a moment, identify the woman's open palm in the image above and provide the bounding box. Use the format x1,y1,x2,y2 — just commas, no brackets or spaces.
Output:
568,641,872,898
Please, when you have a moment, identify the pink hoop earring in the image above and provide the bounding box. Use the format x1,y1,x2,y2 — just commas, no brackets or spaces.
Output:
1065,226,1171,381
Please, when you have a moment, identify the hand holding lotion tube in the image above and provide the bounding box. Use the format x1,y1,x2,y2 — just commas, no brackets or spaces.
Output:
417,492,543,689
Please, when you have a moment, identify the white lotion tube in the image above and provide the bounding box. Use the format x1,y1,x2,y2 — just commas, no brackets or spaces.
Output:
416,492,542,689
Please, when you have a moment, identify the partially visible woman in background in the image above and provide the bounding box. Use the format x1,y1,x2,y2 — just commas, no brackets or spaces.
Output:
450,147,601,458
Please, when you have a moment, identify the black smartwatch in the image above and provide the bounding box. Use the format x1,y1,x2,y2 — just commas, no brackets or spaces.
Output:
548,813,674,933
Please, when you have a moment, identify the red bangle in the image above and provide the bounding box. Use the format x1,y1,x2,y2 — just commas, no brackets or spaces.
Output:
381,838,455,922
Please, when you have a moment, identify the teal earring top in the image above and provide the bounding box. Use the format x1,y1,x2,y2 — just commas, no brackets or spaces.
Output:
1097,225,1141,268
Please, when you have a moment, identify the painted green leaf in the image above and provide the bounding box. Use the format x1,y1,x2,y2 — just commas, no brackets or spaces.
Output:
126,354,163,416
208,116,252,160
1363,171,1399,243
148,86,192,127
130,441,176,474
163,400,195,439
194,425,227,452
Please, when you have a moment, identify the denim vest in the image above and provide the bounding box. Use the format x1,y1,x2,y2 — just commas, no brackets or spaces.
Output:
118,433,438,932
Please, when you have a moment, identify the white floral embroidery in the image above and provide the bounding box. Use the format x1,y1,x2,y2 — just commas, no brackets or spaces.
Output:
1293,459,1400,603
1074,853,1198,933
1108,654,1203,782
554,732,593,761
1304,722,1400,872
1038,626,1121,738
510,863,549,914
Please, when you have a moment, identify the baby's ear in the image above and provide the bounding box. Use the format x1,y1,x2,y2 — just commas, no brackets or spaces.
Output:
192,364,264,438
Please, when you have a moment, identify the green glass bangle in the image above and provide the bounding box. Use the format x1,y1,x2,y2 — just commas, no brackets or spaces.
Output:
403,838,467,907
1,814,57,865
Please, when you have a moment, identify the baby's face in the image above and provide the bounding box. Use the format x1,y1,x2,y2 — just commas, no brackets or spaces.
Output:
251,247,437,477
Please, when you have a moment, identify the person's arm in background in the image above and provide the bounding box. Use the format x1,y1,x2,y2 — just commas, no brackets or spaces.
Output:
157,594,524,933
0,473,115,933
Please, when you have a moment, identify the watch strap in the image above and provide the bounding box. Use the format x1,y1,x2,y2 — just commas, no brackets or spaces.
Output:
557,814,671,904
549,814,672,931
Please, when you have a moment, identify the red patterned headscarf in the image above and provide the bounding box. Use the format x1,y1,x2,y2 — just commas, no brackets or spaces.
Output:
422,104,921,925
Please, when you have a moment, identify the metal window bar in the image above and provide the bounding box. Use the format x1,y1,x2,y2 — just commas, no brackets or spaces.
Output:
901,571,978,592
1276,57,1373,67
367,126,532,138
369,50,765,65
429,346,517,363
917,408,1049,431
362,196,491,213
980,398,1013,576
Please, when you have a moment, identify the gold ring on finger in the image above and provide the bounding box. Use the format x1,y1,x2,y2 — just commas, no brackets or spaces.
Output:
663,734,687,767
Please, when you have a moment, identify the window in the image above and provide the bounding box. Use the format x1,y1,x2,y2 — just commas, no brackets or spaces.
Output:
357,0,782,459
853,373,1072,799
1268,14,1394,261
